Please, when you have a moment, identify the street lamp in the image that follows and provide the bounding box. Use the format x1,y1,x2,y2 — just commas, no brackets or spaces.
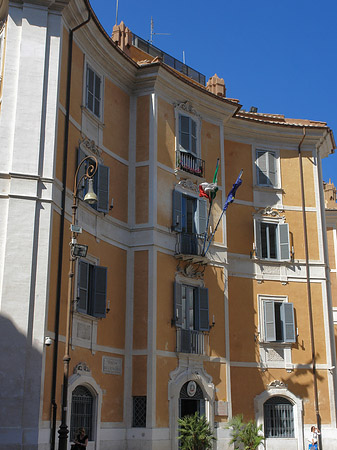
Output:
58,155,98,450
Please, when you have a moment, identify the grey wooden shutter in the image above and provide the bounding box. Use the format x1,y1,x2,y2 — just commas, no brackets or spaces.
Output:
254,220,262,258
92,265,107,318
180,329,191,353
96,164,110,213
264,301,276,342
172,190,183,232
196,287,209,331
279,223,290,260
268,151,276,186
281,302,296,343
77,148,87,200
78,261,89,313
196,198,207,235
256,150,268,185
174,281,183,327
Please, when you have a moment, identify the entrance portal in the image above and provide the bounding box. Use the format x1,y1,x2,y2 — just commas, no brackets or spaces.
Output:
179,381,205,418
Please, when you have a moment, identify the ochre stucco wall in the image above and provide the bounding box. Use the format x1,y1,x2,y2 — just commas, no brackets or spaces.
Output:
157,97,175,169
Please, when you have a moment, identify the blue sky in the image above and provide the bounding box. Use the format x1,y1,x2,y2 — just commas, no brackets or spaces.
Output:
90,0,337,184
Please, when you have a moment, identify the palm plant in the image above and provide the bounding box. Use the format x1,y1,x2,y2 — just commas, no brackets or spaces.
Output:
226,415,265,450
178,412,216,450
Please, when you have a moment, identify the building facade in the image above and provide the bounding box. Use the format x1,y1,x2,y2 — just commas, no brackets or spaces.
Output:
1,0,337,449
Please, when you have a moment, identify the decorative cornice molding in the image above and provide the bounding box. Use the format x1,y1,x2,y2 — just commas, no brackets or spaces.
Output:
256,206,285,218
173,100,201,119
177,179,199,194
73,361,91,375
79,136,102,158
267,380,288,389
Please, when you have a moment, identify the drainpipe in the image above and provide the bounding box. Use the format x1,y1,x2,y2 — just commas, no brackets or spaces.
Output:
50,10,91,450
298,128,321,448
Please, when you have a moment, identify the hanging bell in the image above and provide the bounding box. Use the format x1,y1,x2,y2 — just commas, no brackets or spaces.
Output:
84,178,98,205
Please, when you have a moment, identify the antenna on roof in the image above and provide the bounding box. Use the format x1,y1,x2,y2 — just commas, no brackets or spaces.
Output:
149,17,170,45
115,0,119,25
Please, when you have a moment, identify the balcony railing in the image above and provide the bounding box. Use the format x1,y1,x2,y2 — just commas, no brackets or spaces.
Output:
176,149,205,178
132,35,206,86
176,329,208,355
176,233,204,257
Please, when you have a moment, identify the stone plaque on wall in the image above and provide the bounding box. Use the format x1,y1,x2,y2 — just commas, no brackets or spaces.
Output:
215,400,228,416
102,356,122,375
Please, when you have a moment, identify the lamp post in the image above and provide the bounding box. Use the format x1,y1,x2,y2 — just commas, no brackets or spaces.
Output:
58,156,98,450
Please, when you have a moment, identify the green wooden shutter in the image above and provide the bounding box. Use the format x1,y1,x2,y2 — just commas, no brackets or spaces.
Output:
278,223,290,260
264,301,276,341
196,287,209,331
92,265,107,318
196,198,207,235
268,151,276,186
96,164,110,213
78,261,89,313
174,281,183,327
172,190,183,232
281,302,296,343
256,150,268,185
77,148,87,200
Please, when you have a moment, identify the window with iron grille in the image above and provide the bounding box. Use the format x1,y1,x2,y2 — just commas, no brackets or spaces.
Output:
70,386,94,441
132,396,146,427
264,396,294,438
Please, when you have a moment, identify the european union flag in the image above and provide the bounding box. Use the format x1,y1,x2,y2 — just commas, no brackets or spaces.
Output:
223,170,243,212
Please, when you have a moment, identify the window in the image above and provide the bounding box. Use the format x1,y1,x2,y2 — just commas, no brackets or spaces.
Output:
174,281,209,353
77,260,107,318
179,114,197,154
264,396,294,438
255,220,290,261
86,65,102,118
172,190,207,255
133,396,146,427
261,298,295,343
256,150,277,187
77,148,110,213
70,386,94,440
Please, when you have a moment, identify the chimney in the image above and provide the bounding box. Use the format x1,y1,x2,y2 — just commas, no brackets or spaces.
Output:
112,21,132,54
206,74,226,97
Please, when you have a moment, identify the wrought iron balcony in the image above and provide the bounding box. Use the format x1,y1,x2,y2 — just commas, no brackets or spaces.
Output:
176,232,204,257
176,149,205,178
176,329,208,355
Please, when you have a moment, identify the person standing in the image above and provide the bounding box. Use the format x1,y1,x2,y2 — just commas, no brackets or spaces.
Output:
73,428,88,449
308,425,320,450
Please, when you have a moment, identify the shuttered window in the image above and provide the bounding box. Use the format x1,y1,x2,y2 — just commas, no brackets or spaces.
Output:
86,65,101,118
174,282,209,332
263,300,295,343
256,150,277,186
172,190,207,235
255,221,290,261
77,148,110,213
179,114,197,154
77,260,107,318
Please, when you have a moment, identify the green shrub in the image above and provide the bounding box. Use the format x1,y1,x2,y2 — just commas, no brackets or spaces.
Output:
226,414,265,450
178,412,216,450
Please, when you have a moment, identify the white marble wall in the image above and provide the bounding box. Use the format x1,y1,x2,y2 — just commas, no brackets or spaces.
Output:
0,2,63,448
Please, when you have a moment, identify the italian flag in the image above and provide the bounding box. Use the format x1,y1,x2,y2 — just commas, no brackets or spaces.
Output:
199,159,219,203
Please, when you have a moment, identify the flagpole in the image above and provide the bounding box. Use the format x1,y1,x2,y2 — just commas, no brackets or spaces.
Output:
201,200,213,256
204,169,243,255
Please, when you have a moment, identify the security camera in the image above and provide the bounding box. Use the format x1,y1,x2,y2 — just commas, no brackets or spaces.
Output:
44,336,53,346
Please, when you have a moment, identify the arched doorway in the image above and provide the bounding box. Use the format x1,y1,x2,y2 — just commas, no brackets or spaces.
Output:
70,385,94,441
179,381,205,418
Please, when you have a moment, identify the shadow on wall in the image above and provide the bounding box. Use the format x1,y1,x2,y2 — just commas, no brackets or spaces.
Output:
0,314,43,449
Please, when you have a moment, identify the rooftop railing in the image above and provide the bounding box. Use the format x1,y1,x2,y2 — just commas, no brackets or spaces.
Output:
132,34,206,86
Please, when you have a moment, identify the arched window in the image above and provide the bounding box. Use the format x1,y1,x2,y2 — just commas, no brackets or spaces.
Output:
264,396,294,438
70,386,94,441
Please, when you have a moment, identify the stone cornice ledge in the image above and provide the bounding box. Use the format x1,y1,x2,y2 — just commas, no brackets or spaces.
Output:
9,0,71,12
